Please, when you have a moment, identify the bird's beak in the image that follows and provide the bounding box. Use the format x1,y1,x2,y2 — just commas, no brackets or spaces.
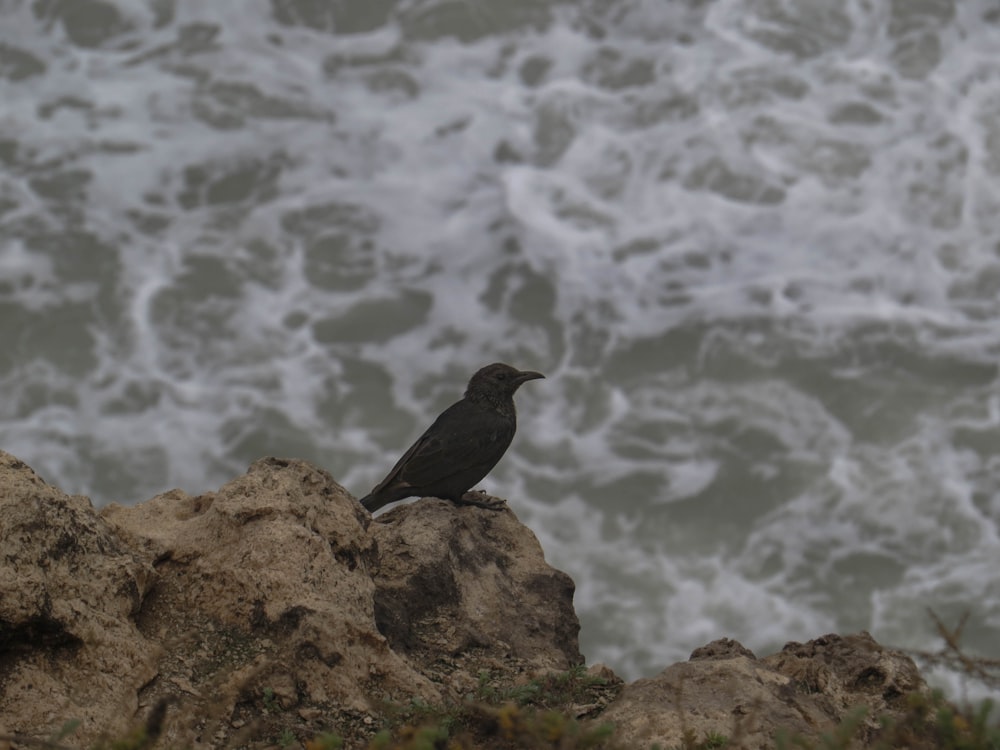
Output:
515,370,545,384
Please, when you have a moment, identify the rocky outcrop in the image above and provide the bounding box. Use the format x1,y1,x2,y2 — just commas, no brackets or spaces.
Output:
601,633,925,748
0,452,582,748
0,453,158,743
369,497,582,693
97,456,445,747
0,451,929,749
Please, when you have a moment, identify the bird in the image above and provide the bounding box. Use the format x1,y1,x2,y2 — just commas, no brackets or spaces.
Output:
359,363,545,513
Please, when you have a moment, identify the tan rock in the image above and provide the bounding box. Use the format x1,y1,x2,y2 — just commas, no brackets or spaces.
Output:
762,632,926,740
0,453,585,748
368,497,583,689
0,452,158,744
600,633,926,749
0,450,930,749
99,457,439,748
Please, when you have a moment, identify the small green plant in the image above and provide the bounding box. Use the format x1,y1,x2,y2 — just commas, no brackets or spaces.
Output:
53,719,82,742
474,664,612,711
877,690,1000,750
474,668,541,705
262,686,279,713
488,702,617,748
701,732,729,749
772,690,1000,750
672,728,729,750
305,731,344,750
364,678,621,750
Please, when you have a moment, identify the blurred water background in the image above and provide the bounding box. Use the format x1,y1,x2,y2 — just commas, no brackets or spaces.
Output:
1,0,999,699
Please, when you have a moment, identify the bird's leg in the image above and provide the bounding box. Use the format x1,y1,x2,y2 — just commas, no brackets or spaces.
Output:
452,490,507,511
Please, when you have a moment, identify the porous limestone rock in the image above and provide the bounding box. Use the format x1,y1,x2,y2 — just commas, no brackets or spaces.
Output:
99,457,440,747
0,452,158,743
369,497,583,695
0,453,584,748
600,633,926,748
0,450,930,749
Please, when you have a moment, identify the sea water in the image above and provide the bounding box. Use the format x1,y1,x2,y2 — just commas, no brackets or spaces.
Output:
1,0,998,701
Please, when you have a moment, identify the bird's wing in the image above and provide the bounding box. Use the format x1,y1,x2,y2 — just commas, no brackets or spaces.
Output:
370,401,511,493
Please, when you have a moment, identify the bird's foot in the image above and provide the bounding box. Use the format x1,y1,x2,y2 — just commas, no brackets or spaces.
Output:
452,490,507,511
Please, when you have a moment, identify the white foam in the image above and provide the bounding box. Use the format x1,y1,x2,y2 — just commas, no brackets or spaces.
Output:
2,0,999,693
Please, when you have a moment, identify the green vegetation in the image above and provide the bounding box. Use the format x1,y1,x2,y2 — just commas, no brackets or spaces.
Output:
262,685,280,713
473,664,611,709
365,701,618,749
772,692,1000,750
3,612,999,749
305,733,345,750
362,665,622,749
668,729,730,750
3,672,997,750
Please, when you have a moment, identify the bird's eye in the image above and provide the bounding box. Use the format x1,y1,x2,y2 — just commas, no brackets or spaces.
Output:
497,372,507,379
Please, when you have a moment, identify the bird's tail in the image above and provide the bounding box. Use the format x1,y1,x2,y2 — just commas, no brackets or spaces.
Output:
359,492,389,513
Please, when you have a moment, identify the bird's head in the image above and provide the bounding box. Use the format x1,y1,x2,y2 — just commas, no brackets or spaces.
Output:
466,362,545,401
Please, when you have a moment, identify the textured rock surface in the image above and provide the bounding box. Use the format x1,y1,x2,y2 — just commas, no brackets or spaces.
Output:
369,497,583,696
0,452,158,744
99,457,440,748
0,452,582,748
600,633,926,748
0,450,929,749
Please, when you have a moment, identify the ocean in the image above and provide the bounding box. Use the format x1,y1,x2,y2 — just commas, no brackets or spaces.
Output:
1,0,998,701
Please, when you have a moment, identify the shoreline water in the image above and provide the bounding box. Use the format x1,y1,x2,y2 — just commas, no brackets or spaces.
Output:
1,0,998,693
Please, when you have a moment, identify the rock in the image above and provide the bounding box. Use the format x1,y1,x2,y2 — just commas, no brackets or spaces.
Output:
762,632,926,739
0,450,931,749
690,637,757,661
369,498,583,689
0,453,584,748
98,457,440,747
600,633,926,749
0,452,158,744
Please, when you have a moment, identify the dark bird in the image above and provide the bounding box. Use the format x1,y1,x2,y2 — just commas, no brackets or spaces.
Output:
359,363,545,512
